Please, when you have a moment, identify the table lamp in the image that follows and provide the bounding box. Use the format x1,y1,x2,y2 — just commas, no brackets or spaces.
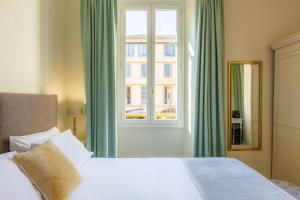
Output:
67,105,83,136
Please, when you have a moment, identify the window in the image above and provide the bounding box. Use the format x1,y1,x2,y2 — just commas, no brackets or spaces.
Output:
141,64,147,77
141,86,147,105
126,44,135,57
164,44,176,57
119,2,183,126
125,63,131,77
164,64,172,77
164,87,172,105
126,87,131,104
138,44,147,57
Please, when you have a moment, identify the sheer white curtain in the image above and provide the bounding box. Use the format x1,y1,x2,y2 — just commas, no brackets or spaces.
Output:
243,64,252,145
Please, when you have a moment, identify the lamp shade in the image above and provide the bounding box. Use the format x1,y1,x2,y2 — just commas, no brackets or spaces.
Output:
67,105,83,116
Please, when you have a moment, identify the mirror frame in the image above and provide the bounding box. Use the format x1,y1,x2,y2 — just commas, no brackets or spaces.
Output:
227,61,263,151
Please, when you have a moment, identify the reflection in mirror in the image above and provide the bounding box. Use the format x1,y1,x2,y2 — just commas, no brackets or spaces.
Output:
228,61,262,151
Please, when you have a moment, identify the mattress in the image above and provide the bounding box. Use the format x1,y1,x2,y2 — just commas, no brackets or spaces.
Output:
69,158,295,200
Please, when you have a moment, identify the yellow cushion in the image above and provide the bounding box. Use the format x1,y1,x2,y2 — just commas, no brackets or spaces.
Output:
13,141,82,200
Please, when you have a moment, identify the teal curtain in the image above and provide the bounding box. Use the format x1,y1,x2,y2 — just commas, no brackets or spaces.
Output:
193,0,225,157
80,0,117,157
232,64,248,144
231,64,244,115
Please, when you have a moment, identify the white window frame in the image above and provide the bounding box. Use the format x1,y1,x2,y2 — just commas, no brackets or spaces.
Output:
117,1,184,127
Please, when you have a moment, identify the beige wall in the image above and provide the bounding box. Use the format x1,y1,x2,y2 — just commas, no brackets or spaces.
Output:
224,0,300,177
63,0,86,140
0,0,41,94
0,0,66,129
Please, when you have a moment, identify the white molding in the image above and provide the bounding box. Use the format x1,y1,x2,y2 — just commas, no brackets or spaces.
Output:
271,32,300,50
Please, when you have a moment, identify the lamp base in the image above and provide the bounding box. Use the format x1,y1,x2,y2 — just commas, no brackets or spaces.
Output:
72,117,77,136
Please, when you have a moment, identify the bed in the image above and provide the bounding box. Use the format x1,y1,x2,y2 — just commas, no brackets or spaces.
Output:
0,93,296,200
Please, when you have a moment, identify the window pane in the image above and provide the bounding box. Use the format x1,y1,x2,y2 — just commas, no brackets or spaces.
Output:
126,44,135,57
141,64,147,77
125,63,131,77
125,10,148,120
154,10,177,120
164,44,176,57
126,87,131,104
163,64,172,77
138,44,147,57
141,86,147,105
163,87,173,104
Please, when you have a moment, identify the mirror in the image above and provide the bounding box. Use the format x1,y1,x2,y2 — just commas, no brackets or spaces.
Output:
228,61,262,151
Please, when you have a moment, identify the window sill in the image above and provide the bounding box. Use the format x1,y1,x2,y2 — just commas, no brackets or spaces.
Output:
118,122,184,129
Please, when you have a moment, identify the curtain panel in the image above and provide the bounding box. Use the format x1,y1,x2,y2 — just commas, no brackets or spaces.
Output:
80,0,117,157
232,64,244,115
193,0,225,157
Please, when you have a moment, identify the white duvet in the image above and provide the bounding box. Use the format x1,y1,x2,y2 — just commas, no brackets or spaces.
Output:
69,158,202,200
69,158,296,200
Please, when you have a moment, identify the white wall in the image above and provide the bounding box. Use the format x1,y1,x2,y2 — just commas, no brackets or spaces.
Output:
0,0,66,129
118,127,184,157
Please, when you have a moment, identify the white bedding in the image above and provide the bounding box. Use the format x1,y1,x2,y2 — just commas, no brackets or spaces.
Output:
69,158,202,200
68,158,296,200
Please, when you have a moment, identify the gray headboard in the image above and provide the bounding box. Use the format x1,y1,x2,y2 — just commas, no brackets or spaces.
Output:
0,93,57,153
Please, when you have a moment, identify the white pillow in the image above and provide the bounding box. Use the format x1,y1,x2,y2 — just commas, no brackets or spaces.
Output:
0,157,42,200
9,127,60,152
41,129,92,170
0,151,17,159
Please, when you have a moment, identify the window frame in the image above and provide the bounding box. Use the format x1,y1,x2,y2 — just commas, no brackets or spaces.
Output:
118,1,184,127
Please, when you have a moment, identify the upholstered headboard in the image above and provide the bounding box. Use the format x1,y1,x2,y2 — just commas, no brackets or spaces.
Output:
0,93,57,153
